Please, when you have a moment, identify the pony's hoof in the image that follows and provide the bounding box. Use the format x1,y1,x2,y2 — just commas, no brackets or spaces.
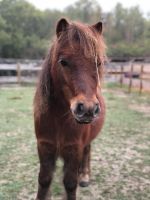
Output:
79,180,90,187
79,173,90,187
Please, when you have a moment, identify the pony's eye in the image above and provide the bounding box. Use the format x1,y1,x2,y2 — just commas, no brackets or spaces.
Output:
58,59,68,67
97,61,101,67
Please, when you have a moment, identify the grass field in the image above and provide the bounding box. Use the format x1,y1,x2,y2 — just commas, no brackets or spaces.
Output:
0,85,150,200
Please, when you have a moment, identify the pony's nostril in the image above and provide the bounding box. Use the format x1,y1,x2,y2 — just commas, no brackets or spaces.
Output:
93,104,100,116
76,103,85,116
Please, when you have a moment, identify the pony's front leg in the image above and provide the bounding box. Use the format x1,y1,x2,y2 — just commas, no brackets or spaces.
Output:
36,141,56,200
62,147,82,200
79,144,91,187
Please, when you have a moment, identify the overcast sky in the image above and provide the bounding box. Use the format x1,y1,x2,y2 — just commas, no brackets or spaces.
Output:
26,0,150,15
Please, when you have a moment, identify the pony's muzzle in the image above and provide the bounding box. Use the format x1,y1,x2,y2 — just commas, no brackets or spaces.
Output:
71,101,100,124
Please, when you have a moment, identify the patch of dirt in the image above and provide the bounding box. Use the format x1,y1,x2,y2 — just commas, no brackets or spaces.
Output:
8,96,22,100
129,104,150,115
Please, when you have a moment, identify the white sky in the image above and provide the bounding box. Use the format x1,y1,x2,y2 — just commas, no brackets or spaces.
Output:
26,0,150,15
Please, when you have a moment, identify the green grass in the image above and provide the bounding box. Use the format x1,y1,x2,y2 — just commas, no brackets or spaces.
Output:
0,86,150,200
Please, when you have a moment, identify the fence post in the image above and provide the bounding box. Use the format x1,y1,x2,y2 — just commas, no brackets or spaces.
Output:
120,65,124,87
128,64,134,93
17,63,21,84
139,64,144,95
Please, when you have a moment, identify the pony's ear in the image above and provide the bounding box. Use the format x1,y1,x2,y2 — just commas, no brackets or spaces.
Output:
92,21,103,34
56,18,70,37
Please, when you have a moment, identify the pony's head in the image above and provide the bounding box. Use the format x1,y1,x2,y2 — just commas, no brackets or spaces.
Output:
51,18,106,124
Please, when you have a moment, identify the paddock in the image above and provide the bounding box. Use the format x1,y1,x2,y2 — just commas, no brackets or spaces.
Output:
0,86,149,200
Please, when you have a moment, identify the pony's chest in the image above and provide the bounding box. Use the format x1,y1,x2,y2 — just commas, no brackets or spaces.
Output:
48,113,83,141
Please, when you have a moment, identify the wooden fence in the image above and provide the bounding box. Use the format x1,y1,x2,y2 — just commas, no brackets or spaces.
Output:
0,62,150,94
106,63,150,94
0,63,41,84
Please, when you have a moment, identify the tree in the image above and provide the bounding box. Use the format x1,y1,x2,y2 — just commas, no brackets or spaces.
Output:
0,0,149,58
65,0,102,24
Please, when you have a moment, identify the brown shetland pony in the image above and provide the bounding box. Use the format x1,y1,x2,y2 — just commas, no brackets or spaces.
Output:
34,18,106,200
